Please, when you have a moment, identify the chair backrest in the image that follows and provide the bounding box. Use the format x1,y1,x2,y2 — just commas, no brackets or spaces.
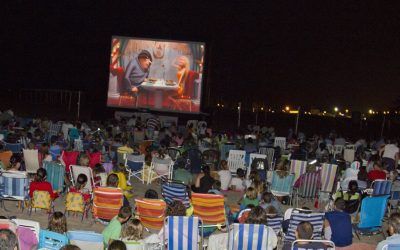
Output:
290,160,308,182
48,122,62,137
69,165,95,192
0,219,17,232
274,137,286,150
334,145,344,157
23,149,40,173
133,130,145,143
320,163,338,193
43,161,66,193
12,219,40,241
92,187,124,221
165,216,200,250
357,195,389,229
191,192,226,226
88,152,101,168
263,147,275,170
61,151,80,173
39,229,69,250
291,239,335,249
221,143,236,160
0,171,29,200
285,209,325,242
32,190,52,210
5,142,23,154
229,223,270,250
371,180,392,196
65,192,85,213
135,198,167,230
162,181,190,208
296,172,321,198
344,146,355,163
266,216,283,235
67,230,104,250
167,147,182,161
249,153,267,168
227,150,246,174
126,154,145,171
270,172,295,195
382,244,400,250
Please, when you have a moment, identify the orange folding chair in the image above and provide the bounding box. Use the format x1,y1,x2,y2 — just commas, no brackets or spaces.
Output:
134,198,166,231
92,187,123,222
191,193,227,228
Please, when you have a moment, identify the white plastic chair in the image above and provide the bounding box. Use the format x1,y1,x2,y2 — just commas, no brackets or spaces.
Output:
69,165,95,192
12,218,40,241
333,145,344,159
147,158,173,184
227,150,246,174
23,149,40,174
344,144,355,163
274,137,286,150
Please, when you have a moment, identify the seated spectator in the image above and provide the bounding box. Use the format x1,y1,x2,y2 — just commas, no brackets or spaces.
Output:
121,218,144,244
48,211,68,234
173,161,193,185
144,189,159,199
240,187,259,209
108,240,126,250
244,206,278,249
260,192,283,216
38,143,52,166
107,173,130,206
218,160,232,191
93,163,107,187
376,212,400,250
324,198,352,247
230,168,246,192
283,221,328,250
191,165,215,193
8,154,22,171
78,153,90,167
335,180,360,215
29,168,58,199
117,138,133,155
60,245,81,250
69,173,91,203
110,164,133,199
102,206,132,246
0,229,18,250
208,180,222,195
368,162,387,182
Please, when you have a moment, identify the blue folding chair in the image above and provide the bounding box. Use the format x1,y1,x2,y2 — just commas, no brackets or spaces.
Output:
371,180,392,196
4,142,23,154
43,161,65,193
163,216,202,250
39,229,68,250
229,223,271,250
285,209,325,242
125,154,145,183
270,172,295,205
67,230,104,250
383,244,400,250
162,181,190,208
353,195,390,239
0,171,29,211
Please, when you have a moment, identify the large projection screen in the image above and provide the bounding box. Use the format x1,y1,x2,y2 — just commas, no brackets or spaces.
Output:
107,36,205,113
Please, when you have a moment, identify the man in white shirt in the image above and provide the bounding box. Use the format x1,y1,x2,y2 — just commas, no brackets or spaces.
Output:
381,139,399,171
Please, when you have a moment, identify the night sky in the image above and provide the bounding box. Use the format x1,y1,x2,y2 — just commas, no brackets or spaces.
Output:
2,2,400,112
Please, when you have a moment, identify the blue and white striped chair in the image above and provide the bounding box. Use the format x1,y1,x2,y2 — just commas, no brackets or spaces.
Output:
162,181,190,208
0,171,29,211
228,223,271,250
284,209,325,242
371,180,392,196
270,172,295,205
163,216,202,250
266,216,283,236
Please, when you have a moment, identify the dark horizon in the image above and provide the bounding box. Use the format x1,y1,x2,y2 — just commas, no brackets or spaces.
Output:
2,2,400,112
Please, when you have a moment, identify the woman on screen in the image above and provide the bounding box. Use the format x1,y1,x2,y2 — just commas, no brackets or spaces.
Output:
173,55,199,98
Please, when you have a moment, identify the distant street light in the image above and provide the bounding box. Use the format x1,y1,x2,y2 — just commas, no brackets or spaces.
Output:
285,106,290,111
334,107,339,112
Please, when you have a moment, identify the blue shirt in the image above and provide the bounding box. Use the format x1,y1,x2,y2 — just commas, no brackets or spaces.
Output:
325,211,352,247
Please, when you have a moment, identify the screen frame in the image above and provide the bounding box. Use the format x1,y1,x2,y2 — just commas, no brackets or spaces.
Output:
107,35,207,114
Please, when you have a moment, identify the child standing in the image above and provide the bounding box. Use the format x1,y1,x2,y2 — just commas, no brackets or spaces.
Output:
102,206,132,246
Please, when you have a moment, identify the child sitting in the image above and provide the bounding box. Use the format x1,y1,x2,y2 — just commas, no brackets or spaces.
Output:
69,174,91,203
29,168,58,200
110,164,134,199
93,163,107,187
102,206,132,246
217,160,231,191
144,189,159,199
107,174,130,207
230,168,246,191
239,187,259,209
121,219,144,245
260,191,283,216
48,211,68,234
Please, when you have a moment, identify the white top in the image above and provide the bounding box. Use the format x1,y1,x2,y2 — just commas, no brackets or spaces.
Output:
230,177,245,191
382,144,399,160
218,170,232,191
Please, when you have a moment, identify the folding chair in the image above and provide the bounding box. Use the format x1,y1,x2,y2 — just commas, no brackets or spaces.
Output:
284,209,325,242
147,158,173,184
0,171,29,211
221,143,236,160
61,150,80,173
88,151,101,168
161,181,190,208
191,193,227,228
249,153,267,169
227,150,246,174
202,149,220,169
318,163,338,206
274,137,286,150
65,192,89,221
371,180,392,196
163,216,203,250
29,190,54,215
0,219,17,232
4,142,23,154
344,145,355,163
259,147,275,170
291,239,335,249
125,154,145,183
67,230,104,250
294,172,321,207
134,198,167,231
333,145,344,159
289,160,308,182
382,244,400,250
69,165,95,192
48,121,62,139
43,161,65,193
228,223,271,250
23,149,40,174
266,215,283,236
353,195,390,239
270,172,295,205
39,229,69,250
12,218,40,242
167,147,182,161
184,148,203,174
92,187,124,222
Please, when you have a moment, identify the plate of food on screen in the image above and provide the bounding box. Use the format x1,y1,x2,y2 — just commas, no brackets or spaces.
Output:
165,80,176,86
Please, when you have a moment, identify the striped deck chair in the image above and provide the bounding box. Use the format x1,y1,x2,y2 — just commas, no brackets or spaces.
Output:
318,163,338,206
266,215,283,236
48,122,62,139
289,160,307,182
161,181,190,208
274,137,286,150
294,172,321,207
229,223,271,250
292,239,335,249
227,150,246,174
191,193,227,228
135,198,167,230
43,161,65,193
67,231,104,250
0,171,29,211
163,216,202,250
61,151,79,173
371,180,392,196
270,172,295,204
284,209,325,242
92,187,124,222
